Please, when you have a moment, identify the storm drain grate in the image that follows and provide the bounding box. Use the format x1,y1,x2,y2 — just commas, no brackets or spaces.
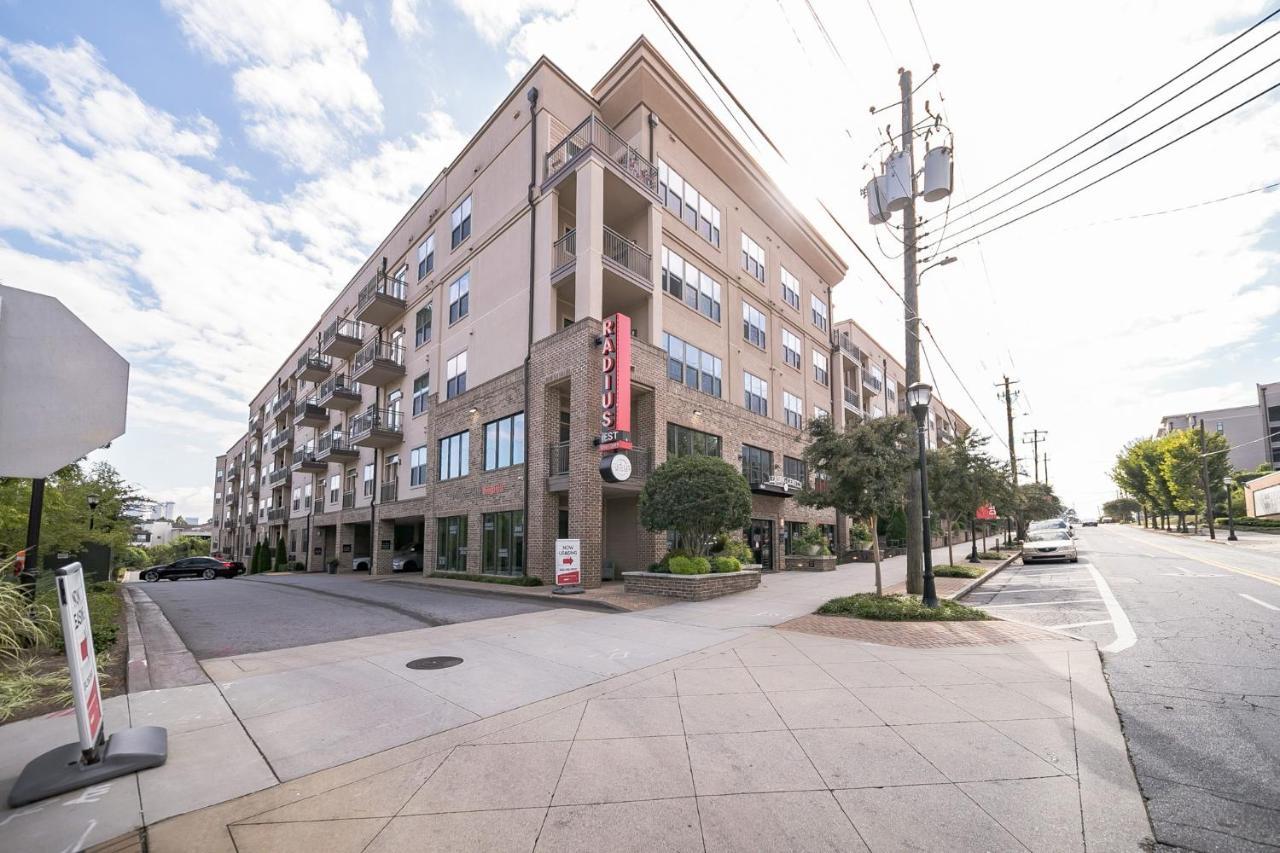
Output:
406,656,464,670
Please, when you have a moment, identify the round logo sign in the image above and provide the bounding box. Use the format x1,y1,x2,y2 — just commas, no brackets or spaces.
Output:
600,452,633,483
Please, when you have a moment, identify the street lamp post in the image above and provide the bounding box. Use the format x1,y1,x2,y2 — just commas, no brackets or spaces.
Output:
1223,477,1238,542
908,382,939,608
87,493,101,532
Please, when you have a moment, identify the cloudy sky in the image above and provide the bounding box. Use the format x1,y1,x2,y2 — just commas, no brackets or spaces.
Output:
1,0,1277,520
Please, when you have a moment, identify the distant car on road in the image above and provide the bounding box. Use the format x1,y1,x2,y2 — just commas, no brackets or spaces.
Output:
1100,516,1114,524
142,556,245,582
1081,517,1099,527
390,544,424,573
1022,530,1078,564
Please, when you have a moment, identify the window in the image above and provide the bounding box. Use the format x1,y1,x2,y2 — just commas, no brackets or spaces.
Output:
661,246,720,322
657,159,721,247
667,423,722,458
448,272,470,324
1215,420,1224,433
813,350,829,386
780,267,800,310
662,333,722,397
742,444,772,484
741,232,765,282
394,264,408,287
412,373,430,416
783,391,803,429
410,446,427,486
328,474,340,505
742,301,767,349
363,463,374,496
383,453,399,490
484,413,525,470
292,487,300,511
810,294,828,331
482,510,525,575
436,516,467,571
386,388,402,419
439,431,469,480
303,481,312,509
782,328,801,369
446,351,467,399
450,195,471,248
415,304,432,346
784,456,807,487
416,234,435,280
744,371,769,416
814,405,829,422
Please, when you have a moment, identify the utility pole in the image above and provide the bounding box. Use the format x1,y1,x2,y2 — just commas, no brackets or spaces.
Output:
1022,429,1048,483
998,376,1019,489
1043,454,1050,486
1198,419,1216,540
900,67,924,596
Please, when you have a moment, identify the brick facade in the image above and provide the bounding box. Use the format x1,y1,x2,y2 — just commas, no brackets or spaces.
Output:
622,569,761,601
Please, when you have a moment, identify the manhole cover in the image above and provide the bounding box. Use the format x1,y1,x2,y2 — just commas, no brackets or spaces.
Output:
406,656,464,670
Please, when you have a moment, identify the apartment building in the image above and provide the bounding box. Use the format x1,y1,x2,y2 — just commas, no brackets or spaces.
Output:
210,38,968,585
1155,380,1280,473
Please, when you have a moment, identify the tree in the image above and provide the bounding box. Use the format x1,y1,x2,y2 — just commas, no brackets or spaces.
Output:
797,414,915,595
142,535,209,566
640,455,751,557
1015,482,1063,536
928,430,1009,566
274,536,287,570
251,540,265,574
1102,497,1141,523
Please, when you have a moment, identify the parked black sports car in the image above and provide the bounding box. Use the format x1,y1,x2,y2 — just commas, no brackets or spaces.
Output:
142,556,245,582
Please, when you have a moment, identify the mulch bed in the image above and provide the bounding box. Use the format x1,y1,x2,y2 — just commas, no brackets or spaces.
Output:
778,613,1069,648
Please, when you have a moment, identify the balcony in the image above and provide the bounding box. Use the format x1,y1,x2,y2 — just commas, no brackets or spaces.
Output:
267,507,287,523
316,431,359,463
380,482,398,503
342,491,356,509
552,229,576,283
832,332,862,362
863,371,884,393
226,463,239,480
352,339,405,387
356,271,407,327
843,387,862,413
248,446,260,464
268,431,293,453
269,389,294,421
603,225,651,288
268,467,290,487
318,373,363,411
547,442,650,491
544,115,658,198
321,318,365,359
295,349,332,382
293,395,328,428
350,407,403,449
248,412,263,434
291,448,327,475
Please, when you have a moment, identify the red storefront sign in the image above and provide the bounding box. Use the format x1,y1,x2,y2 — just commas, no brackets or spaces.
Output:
599,313,632,452
976,503,997,521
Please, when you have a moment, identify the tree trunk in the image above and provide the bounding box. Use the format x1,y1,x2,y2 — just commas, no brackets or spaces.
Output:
870,513,883,596
946,522,954,568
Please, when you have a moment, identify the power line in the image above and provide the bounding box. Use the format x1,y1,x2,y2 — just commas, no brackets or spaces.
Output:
935,30,1280,230
906,0,936,66
1076,179,1280,227
929,77,1280,254
801,0,853,73
949,5,1280,210
863,0,895,57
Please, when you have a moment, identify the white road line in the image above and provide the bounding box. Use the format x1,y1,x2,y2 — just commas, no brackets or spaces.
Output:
1238,593,1280,612
983,598,1104,609
976,586,1098,595
1048,620,1113,630
1088,563,1138,654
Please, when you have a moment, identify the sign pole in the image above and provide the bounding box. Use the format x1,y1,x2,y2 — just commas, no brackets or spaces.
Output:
20,478,44,602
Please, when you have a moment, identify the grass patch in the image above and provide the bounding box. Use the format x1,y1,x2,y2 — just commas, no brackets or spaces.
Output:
979,551,1004,560
430,571,543,587
932,564,984,579
818,593,990,621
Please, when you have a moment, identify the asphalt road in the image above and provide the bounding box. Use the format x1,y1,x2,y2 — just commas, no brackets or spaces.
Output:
968,526,1280,853
134,573,562,659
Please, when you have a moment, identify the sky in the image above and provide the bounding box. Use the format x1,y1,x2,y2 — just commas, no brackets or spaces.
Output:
0,0,1277,521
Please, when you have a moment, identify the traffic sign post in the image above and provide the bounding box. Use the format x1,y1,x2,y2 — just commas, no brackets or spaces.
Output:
553,538,583,595
7,563,167,808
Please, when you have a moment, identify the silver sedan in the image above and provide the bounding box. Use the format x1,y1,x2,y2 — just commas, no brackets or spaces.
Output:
1021,529,1078,563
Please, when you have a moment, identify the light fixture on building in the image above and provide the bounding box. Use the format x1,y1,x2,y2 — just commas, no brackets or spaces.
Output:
468,407,478,415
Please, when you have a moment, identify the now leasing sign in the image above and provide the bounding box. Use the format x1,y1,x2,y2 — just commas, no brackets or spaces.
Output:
57,563,103,753
555,538,581,587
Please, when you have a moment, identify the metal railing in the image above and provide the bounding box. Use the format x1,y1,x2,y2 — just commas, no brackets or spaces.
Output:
549,441,571,476
248,412,263,432
843,387,861,409
342,491,356,509
603,226,651,283
831,332,862,361
317,431,356,456
545,115,658,194
269,389,294,418
267,507,287,522
357,271,407,311
268,431,292,452
296,349,331,374
553,229,576,271
321,317,364,348
350,407,403,438
293,395,324,419
291,448,320,468
380,482,398,503
863,371,884,393
549,442,650,479
353,340,405,374
268,468,289,486
319,373,361,400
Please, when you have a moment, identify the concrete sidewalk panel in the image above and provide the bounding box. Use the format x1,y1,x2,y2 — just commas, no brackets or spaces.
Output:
552,735,693,804
819,660,916,689
403,741,569,813
848,685,975,724
393,650,599,717
230,816,387,853
673,666,760,696
746,663,840,692
601,670,677,698
244,751,449,824
472,703,585,745
127,683,237,735
539,798,703,853
932,682,1068,721
218,658,407,719
678,692,785,735
364,809,545,853
687,730,825,795
889,656,995,685
793,726,945,789
766,688,882,730
138,721,277,823
575,696,683,740
892,720,1064,783
698,791,870,853
987,716,1078,776
835,784,1025,852
959,776,1085,853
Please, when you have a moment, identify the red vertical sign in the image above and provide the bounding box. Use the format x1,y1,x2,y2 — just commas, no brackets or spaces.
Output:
599,313,632,451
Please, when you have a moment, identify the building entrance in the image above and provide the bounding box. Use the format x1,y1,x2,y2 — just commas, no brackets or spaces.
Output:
745,519,774,572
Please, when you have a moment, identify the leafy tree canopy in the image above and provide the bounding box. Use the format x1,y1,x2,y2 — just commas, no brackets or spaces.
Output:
640,455,752,557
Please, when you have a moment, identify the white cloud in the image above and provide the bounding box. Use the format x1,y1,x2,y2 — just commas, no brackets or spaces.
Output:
390,0,432,41
162,0,383,172
449,0,572,45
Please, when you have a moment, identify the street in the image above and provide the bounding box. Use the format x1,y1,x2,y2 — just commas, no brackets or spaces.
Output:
967,526,1280,852
136,574,563,658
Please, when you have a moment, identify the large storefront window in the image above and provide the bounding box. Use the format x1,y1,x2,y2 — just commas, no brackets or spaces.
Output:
667,423,721,459
482,510,524,576
742,444,773,485
436,515,467,571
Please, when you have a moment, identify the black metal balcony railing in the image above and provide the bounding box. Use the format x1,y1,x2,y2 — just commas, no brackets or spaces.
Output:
549,442,651,480
603,226,651,284
357,271,407,312
321,317,364,349
290,448,320,468
268,468,289,486
832,332,862,361
296,349,331,374
267,507,287,523
863,371,884,393
248,412,263,433
353,340,404,375
268,431,292,452
549,441,570,476
317,431,357,457
350,407,403,438
319,373,361,400
843,387,861,409
380,482,398,503
342,491,356,509
545,115,658,195
269,389,294,419
553,229,576,272
293,395,327,423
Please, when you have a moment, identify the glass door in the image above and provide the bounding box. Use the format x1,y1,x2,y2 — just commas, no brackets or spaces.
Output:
745,519,774,571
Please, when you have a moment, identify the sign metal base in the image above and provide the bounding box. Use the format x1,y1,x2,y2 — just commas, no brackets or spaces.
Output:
552,584,585,596
7,725,168,808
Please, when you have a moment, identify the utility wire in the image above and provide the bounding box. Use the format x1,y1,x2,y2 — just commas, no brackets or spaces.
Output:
907,0,936,66
801,0,854,73
950,5,1280,210
863,0,895,57
1076,180,1280,227
931,78,1280,254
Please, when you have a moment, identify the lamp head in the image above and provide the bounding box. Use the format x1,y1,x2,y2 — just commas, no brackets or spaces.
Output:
939,256,957,267
1222,476,1233,487
907,382,932,415
87,493,101,511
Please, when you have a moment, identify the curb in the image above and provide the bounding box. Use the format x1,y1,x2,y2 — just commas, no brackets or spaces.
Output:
123,585,209,691
375,577,630,614
954,550,1022,600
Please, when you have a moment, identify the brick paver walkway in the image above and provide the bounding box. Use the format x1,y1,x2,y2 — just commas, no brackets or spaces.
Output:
778,613,1064,648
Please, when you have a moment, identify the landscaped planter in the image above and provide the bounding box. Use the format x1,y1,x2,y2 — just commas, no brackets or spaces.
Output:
622,570,760,601
783,554,837,572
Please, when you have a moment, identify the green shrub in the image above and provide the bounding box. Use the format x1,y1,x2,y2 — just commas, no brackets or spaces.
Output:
668,556,710,575
711,537,753,563
430,571,542,586
932,564,984,579
34,583,120,652
979,551,1003,559
647,562,666,573
792,524,831,555
710,556,740,573
818,593,989,621
848,521,872,544
657,548,693,572
0,581,58,659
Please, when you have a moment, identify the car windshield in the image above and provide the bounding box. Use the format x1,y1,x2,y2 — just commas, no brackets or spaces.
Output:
1030,520,1065,530
1028,530,1070,542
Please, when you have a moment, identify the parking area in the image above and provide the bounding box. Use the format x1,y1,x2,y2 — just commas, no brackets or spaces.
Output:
134,573,565,659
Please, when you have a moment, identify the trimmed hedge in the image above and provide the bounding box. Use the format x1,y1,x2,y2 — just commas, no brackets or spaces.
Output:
668,556,711,575
932,565,984,579
710,556,741,574
1215,517,1280,529
430,572,543,586
818,593,989,621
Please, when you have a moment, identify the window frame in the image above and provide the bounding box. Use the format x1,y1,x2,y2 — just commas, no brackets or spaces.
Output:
741,232,765,282
780,266,800,310
417,234,435,280
438,430,470,481
445,351,467,399
662,333,722,398
482,510,525,576
744,370,769,417
781,327,801,370
448,272,470,325
666,422,722,459
783,391,803,429
810,293,829,332
436,515,468,571
483,412,525,471
812,350,829,386
742,300,767,350
409,445,427,487
412,372,430,416
415,304,432,347
450,195,472,249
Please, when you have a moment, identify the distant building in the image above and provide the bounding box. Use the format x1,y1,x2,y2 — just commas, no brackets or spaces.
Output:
1157,381,1280,472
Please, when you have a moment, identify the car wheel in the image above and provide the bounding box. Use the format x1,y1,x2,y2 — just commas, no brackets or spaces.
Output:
1070,557,1079,563
202,568,216,580
144,570,159,582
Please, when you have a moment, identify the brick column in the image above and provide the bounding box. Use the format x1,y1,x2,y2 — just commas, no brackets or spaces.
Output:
569,357,604,588
372,513,395,575
335,522,354,572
